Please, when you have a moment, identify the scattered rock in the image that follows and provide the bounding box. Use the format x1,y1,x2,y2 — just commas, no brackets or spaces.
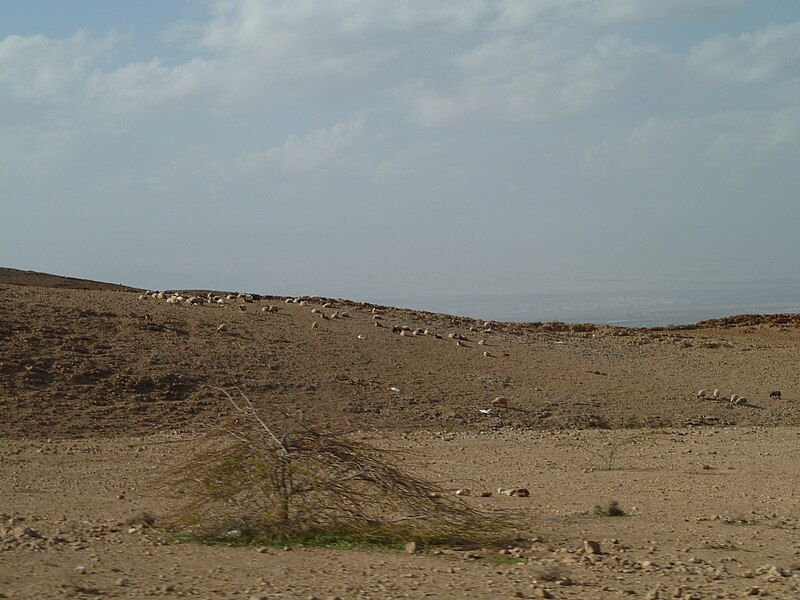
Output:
583,540,601,555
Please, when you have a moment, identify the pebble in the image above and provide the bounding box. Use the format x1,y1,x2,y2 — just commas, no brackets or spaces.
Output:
584,540,601,555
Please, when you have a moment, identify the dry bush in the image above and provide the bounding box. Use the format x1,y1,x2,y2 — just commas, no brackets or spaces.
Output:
162,388,516,547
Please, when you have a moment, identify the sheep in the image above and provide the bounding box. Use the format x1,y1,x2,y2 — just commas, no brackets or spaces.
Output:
478,339,487,346
238,304,247,312
483,351,492,357
166,296,180,305
373,314,384,320
697,390,707,399
311,321,319,331
374,321,384,328
456,340,466,347
311,308,323,315
216,324,226,332
400,330,409,337
340,312,351,318
285,298,294,304
138,294,147,301
735,396,747,405
712,389,720,399
730,394,739,403
770,390,782,399
491,396,508,407
331,311,339,319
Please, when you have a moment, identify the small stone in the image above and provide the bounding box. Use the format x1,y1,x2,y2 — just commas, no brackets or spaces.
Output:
455,489,470,496
744,587,762,596
115,578,129,587
480,491,493,497
584,540,601,555
405,541,418,554
533,589,553,599
75,565,87,574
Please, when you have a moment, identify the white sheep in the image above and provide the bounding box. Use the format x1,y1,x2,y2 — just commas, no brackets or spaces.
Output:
311,321,319,331
712,389,720,399
697,389,707,399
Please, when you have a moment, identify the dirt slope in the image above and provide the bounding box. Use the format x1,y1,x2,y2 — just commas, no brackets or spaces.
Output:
1,276,799,438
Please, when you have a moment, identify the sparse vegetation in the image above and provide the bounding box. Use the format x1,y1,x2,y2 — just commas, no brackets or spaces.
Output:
161,388,517,549
586,432,650,470
593,500,627,517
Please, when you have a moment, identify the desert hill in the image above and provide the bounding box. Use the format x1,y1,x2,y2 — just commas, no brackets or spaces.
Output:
2,268,799,438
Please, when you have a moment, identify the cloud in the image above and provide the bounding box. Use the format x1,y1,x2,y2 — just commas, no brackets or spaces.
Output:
689,20,800,83
84,57,228,116
405,32,663,125
0,31,115,100
236,118,365,173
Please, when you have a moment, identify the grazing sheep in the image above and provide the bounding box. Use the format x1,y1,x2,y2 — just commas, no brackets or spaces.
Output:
456,340,466,347
285,298,294,304
331,311,339,319
478,340,487,346
340,312,351,318
374,321,384,328
770,390,782,399
311,321,319,331
483,351,492,357
216,324,226,332
730,394,739,403
323,302,333,308
138,294,147,301
712,389,720,399
373,314,384,320
697,390,707,399
491,396,508,407
734,396,747,405
311,308,322,315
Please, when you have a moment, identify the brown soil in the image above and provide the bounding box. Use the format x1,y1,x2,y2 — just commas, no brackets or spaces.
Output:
2,268,800,598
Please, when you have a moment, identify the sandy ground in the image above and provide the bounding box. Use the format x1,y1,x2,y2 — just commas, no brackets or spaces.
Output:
2,269,800,598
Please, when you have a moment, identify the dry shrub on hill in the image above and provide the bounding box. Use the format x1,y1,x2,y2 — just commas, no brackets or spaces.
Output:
163,388,515,548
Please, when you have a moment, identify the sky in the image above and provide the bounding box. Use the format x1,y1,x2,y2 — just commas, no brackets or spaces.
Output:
2,0,800,311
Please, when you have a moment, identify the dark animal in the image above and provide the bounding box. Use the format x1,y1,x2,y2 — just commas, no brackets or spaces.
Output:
770,390,782,399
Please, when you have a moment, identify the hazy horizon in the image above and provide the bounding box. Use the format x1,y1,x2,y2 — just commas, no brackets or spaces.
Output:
3,1,800,313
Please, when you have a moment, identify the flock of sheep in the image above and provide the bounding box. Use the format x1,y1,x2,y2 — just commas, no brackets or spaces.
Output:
696,388,782,406
139,290,783,408
138,289,500,351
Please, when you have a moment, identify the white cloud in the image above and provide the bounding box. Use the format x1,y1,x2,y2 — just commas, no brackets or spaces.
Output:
0,31,115,99
580,0,743,25
689,20,800,83
236,118,365,173
84,57,228,116
584,107,800,180
406,32,662,125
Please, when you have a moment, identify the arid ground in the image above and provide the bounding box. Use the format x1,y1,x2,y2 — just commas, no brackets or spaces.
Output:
2,267,800,599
